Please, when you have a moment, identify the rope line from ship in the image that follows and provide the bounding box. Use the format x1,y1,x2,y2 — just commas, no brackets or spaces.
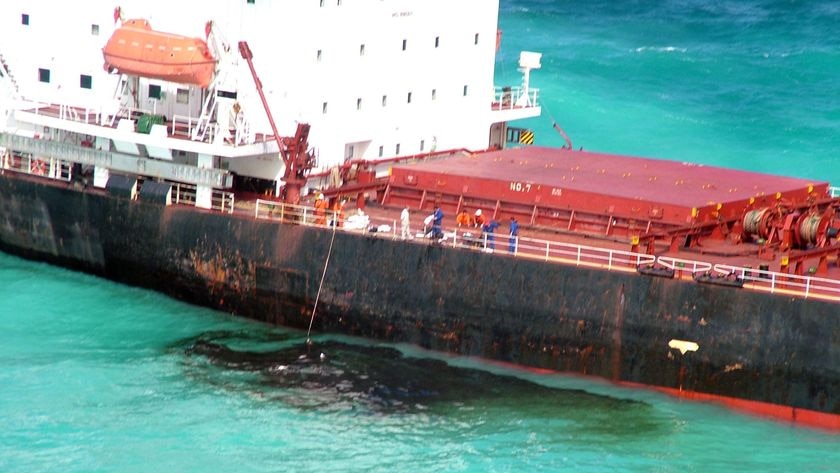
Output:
306,217,338,344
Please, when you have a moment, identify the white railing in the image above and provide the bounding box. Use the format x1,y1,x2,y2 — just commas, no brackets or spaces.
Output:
713,263,840,300
491,86,540,111
830,186,840,198
253,199,840,303
1,151,72,182
657,256,713,274
169,181,234,214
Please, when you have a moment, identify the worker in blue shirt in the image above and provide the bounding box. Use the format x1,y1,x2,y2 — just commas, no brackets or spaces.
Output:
508,217,519,253
482,220,500,250
432,205,444,239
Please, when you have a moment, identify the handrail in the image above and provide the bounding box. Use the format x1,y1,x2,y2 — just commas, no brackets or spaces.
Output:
657,256,713,274
251,199,840,303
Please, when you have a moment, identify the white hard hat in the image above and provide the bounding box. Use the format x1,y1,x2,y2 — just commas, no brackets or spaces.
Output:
475,209,482,216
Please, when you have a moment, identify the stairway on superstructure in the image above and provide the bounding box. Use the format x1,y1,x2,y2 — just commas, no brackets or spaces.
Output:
0,51,21,120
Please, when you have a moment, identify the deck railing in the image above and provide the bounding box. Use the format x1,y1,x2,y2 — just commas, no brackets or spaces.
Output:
253,199,840,303
491,86,540,111
171,181,234,214
1,151,72,181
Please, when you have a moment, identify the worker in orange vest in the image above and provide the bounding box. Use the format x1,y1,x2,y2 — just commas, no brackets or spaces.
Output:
456,210,473,228
332,199,346,227
314,193,328,225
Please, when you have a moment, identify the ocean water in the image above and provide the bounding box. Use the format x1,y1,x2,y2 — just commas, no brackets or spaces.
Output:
3,1,840,472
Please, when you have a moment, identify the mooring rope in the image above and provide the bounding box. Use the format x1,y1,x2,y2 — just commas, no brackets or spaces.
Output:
306,221,338,343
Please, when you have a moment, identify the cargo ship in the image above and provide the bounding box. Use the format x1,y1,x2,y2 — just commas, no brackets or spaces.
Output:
1,1,839,431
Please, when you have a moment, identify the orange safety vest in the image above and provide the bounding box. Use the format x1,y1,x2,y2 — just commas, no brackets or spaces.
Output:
314,198,328,225
332,201,344,227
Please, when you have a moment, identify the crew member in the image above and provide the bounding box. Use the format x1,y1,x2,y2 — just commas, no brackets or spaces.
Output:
474,209,485,229
400,207,411,240
456,210,472,228
508,217,519,253
432,205,444,239
332,199,346,227
482,219,500,250
314,193,328,225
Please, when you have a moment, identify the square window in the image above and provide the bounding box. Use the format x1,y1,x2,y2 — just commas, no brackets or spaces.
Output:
337,0,342,5
474,33,479,45
356,98,362,110
91,24,100,35
176,88,190,104
148,84,162,99
320,0,324,6
463,85,469,96
431,89,436,100
322,102,328,114
381,95,387,107
79,74,92,89
395,143,401,155
317,49,322,61
378,145,384,157
247,0,255,3
402,39,407,51
407,92,412,103
435,36,440,48
360,44,365,56
38,68,50,83
420,140,425,151
21,14,29,26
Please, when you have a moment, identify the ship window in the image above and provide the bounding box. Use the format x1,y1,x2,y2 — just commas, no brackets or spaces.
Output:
247,0,255,3
407,92,412,103
38,68,50,83
322,102,328,114
317,49,322,62
381,95,387,107
148,84,162,100
420,139,425,151
337,0,342,5
320,0,324,6
91,24,100,35
79,74,92,89
402,39,407,51
431,89,436,100
217,90,237,99
21,14,30,26
435,36,440,48
360,44,365,56
356,98,362,110
395,143,401,155
463,85,469,96
378,145,384,157
474,33,479,45
176,88,189,104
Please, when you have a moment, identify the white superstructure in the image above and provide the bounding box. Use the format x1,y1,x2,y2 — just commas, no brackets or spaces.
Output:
0,0,540,206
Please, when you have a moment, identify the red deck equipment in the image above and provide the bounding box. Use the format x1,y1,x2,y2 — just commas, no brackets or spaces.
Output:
383,147,828,237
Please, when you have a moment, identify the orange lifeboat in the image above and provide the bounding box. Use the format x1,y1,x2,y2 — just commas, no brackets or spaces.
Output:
102,19,216,88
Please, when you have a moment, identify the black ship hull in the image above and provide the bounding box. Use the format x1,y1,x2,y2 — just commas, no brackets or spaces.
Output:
1,175,838,429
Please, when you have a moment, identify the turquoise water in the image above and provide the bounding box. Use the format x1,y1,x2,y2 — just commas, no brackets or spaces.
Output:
498,0,840,185
3,1,840,471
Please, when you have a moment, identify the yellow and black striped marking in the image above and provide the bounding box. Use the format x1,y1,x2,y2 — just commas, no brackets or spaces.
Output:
519,130,535,145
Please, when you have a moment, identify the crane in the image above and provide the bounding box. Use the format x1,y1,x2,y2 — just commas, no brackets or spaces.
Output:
238,41,314,204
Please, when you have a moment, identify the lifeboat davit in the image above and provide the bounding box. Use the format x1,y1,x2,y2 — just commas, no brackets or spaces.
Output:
102,19,216,88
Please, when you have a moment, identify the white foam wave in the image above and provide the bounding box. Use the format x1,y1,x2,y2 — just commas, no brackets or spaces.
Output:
634,46,688,53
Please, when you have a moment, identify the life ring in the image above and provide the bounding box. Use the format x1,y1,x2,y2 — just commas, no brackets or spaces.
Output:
30,159,47,176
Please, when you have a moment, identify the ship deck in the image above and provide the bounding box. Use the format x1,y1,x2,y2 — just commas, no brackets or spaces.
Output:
4,146,840,304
